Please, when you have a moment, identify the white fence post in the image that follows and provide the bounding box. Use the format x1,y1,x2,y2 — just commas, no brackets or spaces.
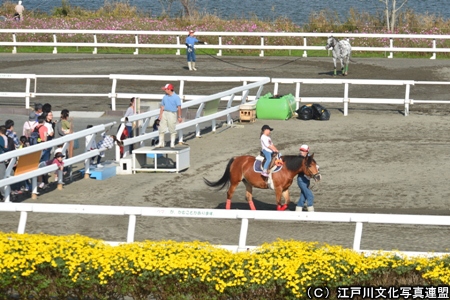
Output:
52,33,58,54
133,34,139,55
388,37,394,58
431,39,437,60
217,36,222,56
12,33,17,54
353,222,363,251
259,36,264,57
344,82,349,116
93,34,97,54
302,37,308,57
238,218,249,251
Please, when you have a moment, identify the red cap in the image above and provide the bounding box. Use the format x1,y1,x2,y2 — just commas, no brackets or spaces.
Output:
162,83,174,91
299,145,309,152
189,29,195,33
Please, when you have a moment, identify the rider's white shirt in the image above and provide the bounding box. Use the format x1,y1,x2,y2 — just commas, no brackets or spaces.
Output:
260,135,273,152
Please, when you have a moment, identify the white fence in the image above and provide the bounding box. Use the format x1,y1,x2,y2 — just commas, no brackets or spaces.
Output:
0,73,266,110
1,202,449,257
1,30,449,59
2,73,450,117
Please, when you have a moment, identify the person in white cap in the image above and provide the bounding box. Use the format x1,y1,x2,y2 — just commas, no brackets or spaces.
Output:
157,83,182,148
15,1,24,21
185,29,207,71
296,144,316,212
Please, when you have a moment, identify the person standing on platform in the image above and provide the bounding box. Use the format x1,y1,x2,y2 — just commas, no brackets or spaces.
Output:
157,83,182,148
185,29,207,71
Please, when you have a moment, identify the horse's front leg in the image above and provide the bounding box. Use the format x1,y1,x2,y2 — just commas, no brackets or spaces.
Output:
244,181,256,210
333,57,337,76
275,188,288,211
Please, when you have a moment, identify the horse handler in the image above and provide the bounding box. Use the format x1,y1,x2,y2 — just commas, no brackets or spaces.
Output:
296,144,316,212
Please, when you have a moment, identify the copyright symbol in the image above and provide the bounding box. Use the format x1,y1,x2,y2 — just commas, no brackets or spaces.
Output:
307,286,330,299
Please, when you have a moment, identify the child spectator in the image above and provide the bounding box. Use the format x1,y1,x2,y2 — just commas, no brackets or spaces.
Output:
95,134,123,167
52,151,65,182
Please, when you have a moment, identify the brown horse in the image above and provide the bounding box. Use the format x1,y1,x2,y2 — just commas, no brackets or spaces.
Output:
204,154,321,211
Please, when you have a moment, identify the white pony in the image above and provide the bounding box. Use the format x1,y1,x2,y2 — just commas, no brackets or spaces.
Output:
325,36,352,76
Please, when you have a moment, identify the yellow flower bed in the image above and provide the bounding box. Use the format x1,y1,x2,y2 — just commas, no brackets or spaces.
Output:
0,232,448,299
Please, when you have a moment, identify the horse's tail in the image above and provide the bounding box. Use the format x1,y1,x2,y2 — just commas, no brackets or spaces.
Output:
203,157,234,190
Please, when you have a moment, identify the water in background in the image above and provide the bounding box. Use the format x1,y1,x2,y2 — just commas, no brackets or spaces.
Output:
19,0,450,25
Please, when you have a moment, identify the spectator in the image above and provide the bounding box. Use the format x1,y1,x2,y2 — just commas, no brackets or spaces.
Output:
23,112,38,140
14,1,24,21
52,151,65,182
151,118,160,146
5,119,19,149
56,109,73,158
35,115,48,162
42,103,52,114
40,111,55,162
0,126,7,200
94,134,123,167
123,97,135,153
32,103,43,121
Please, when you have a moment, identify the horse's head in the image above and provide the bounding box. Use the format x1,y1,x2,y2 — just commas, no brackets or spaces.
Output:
303,154,321,182
325,36,337,50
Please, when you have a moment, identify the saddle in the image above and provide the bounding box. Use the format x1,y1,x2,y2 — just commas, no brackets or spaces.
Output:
254,152,283,174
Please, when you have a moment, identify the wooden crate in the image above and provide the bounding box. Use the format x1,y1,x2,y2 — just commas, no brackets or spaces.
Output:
240,109,256,123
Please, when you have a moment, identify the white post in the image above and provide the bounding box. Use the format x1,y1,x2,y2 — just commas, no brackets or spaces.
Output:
127,215,136,243
25,77,31,109
430,39,436,60
344,83,349,116
404,83,411,116
111,78,117,111
179,80,185,103
353,222,363,251
295,82,301,110
273,82,279,96
133,34,139,55
217,36,222,56
238,218,249,251
18,211,28,234
92,34,97,54
12,33,17,54
259,36,264,57
52,33,58,54
302,37,308,57
176,35,180,56
388,38,394,58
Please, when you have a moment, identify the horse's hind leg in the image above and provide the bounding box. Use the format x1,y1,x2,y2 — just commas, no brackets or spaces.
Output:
333,58,337,76
243,181,256,210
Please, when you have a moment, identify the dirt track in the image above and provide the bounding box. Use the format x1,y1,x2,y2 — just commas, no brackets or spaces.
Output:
1,53,450,254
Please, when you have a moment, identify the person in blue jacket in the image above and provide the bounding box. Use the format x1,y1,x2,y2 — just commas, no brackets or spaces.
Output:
185,29,207,71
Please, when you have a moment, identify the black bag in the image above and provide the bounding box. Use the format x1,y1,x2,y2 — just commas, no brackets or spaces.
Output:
296,105,313,120
311,104,331,121
6,136,15,151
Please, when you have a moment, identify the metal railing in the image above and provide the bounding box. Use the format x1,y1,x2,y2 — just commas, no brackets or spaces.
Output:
1,30,449,59
0,122,116,202
1,202,448,257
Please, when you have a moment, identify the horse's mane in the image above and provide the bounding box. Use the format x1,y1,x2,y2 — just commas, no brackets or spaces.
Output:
282,155,305,171
282,155,316,172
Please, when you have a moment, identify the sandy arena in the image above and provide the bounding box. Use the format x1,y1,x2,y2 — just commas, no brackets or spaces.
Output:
0,53,450,254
